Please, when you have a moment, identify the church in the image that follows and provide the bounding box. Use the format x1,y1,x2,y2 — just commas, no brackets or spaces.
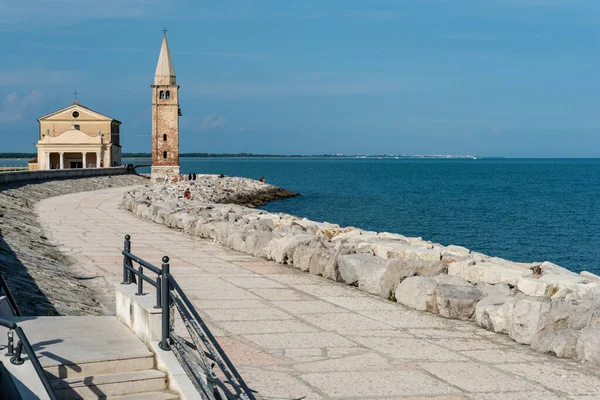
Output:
29,31,180,177
30,101,122,170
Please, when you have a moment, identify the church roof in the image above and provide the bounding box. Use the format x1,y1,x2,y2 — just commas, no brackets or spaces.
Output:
154,34,176,85
37,101,121,123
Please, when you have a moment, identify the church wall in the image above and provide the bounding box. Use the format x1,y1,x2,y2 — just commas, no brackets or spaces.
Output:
39,120,114,142
111,145,122,167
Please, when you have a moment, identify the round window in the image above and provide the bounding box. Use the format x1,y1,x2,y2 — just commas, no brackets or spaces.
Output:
72,111,80,118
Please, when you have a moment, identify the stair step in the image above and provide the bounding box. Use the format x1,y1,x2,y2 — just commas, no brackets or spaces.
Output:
44,356,155,379
51,369,167,399
89,391,179,400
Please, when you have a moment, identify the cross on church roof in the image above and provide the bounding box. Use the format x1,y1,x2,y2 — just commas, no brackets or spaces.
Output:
162,27,168,35
73,90,79,102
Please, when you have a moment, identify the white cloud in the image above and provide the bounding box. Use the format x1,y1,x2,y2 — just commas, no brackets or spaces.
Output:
0,90,44,122
201,114,226,130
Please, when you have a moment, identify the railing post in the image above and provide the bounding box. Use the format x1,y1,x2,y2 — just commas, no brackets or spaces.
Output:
159,256,171,351
136,265,144,295
155,276,162,309
5,330,14,356
10,340,24,365
122,235,131,284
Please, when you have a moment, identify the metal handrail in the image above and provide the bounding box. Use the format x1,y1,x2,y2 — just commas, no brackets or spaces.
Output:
0,317,16,329
122,235,256,400
0,317,59,400
122,235,163,307
0,274,21,316
122,250,163,275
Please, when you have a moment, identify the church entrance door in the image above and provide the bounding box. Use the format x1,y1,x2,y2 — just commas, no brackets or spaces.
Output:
69,161,83,169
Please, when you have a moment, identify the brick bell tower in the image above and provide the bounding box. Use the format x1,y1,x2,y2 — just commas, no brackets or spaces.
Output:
151,30,181,182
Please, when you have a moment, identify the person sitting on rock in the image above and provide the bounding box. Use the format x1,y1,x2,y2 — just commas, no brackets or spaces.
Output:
259,177,265,183
184,188,192,200
164,174,169,184
193,173,197,180
188,173,192,181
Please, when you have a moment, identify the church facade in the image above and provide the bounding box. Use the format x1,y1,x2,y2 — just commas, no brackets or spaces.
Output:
150,32,180,182
31,102,122,170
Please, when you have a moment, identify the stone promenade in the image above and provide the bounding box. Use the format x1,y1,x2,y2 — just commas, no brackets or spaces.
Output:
37,187,600,399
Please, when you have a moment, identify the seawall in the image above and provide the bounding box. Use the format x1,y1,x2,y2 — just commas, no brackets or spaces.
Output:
0,173,148,316
122,179,600,366
0,166,128,184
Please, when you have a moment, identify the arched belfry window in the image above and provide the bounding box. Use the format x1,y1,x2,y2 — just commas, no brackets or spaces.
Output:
163,134,167,141
159,91,165,99
165,91,171,100
163,151,168,159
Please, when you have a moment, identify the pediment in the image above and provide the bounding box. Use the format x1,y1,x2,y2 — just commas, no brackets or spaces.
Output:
38,103,119,123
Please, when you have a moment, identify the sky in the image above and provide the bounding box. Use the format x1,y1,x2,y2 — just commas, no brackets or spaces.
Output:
0,0,598,157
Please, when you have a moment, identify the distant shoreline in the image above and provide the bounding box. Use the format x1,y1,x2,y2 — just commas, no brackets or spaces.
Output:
1,152,484,159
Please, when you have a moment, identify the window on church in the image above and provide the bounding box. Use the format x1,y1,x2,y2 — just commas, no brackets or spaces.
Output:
165,91,171,100
159,91,165,99
74,124,80,130
163,134,167,141
163,151,167,159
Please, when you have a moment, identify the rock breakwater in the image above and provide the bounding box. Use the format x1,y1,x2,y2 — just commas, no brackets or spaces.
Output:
123,177,600,366
0,174,148,315
162,175,298,207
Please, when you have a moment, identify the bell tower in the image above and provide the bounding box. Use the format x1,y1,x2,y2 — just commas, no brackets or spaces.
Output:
151,30,180,182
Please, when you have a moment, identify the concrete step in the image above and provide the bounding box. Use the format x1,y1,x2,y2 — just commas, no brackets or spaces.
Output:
44,355,155,379
92,391,179,400
51,369,167,399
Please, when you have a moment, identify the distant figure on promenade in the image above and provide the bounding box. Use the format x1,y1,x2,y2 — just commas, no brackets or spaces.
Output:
193,173,197,180
184,188,192,200
259,177,265,183
218,174,225,178
164,174,169,184
188,173,192,180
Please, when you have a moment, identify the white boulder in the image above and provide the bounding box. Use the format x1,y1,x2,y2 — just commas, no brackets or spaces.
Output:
475,295,519,334
394,276,437,311
509,297,551,344
432,284,483,320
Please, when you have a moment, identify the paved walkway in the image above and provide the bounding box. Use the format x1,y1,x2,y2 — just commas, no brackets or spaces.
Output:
37,187,600,400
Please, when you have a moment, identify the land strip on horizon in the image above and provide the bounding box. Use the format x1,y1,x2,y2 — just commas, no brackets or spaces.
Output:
1,152,482,159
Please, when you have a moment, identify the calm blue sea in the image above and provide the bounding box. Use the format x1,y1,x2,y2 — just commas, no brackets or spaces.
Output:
4,157,600,274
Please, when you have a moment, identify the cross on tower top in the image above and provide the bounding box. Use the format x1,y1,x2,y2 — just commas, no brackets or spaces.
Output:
162,27,168,35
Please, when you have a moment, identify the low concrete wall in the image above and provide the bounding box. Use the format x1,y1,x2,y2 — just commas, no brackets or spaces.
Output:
0,167,128,184
115,284,162,347
115,284,202,400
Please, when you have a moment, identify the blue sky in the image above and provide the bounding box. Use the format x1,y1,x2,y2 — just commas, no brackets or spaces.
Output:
0,0,598,156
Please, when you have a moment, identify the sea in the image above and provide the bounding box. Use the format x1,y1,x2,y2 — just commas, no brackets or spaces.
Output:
4,157,599,274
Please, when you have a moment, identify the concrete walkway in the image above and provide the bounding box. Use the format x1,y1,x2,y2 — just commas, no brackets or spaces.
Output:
37,187,600,400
